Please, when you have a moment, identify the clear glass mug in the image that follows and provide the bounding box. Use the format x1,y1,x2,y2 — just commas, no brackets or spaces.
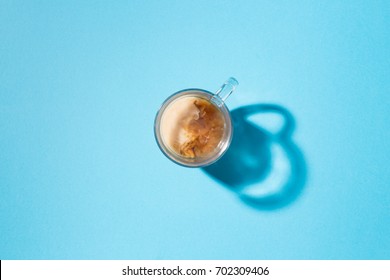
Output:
154,77,239,167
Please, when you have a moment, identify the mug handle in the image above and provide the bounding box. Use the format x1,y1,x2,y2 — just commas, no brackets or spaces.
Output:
211,77,239,107
233,104,295,138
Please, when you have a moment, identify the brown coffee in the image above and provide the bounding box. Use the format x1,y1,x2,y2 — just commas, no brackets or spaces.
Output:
160,96,226,159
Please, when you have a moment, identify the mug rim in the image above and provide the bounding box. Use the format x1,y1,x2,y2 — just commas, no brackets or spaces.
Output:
154,88,233,168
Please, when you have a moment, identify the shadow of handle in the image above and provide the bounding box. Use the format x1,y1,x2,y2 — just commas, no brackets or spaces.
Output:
233,104,295,138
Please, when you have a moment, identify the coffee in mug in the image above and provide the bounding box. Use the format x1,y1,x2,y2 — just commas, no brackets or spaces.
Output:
154,78,238,167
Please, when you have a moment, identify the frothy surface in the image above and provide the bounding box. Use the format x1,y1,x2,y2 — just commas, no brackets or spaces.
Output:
160,96,225,158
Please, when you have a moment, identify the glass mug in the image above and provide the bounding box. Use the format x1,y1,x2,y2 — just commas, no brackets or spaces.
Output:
154,77,239,167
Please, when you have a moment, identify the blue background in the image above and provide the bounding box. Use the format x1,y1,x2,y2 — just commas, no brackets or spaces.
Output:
1,0,389,259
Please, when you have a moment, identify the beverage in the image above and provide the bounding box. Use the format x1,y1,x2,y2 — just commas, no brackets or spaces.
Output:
159,96,226,159
154,78,238,167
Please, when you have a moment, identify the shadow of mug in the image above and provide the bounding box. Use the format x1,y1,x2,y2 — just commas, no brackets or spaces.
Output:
202,104,307,210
